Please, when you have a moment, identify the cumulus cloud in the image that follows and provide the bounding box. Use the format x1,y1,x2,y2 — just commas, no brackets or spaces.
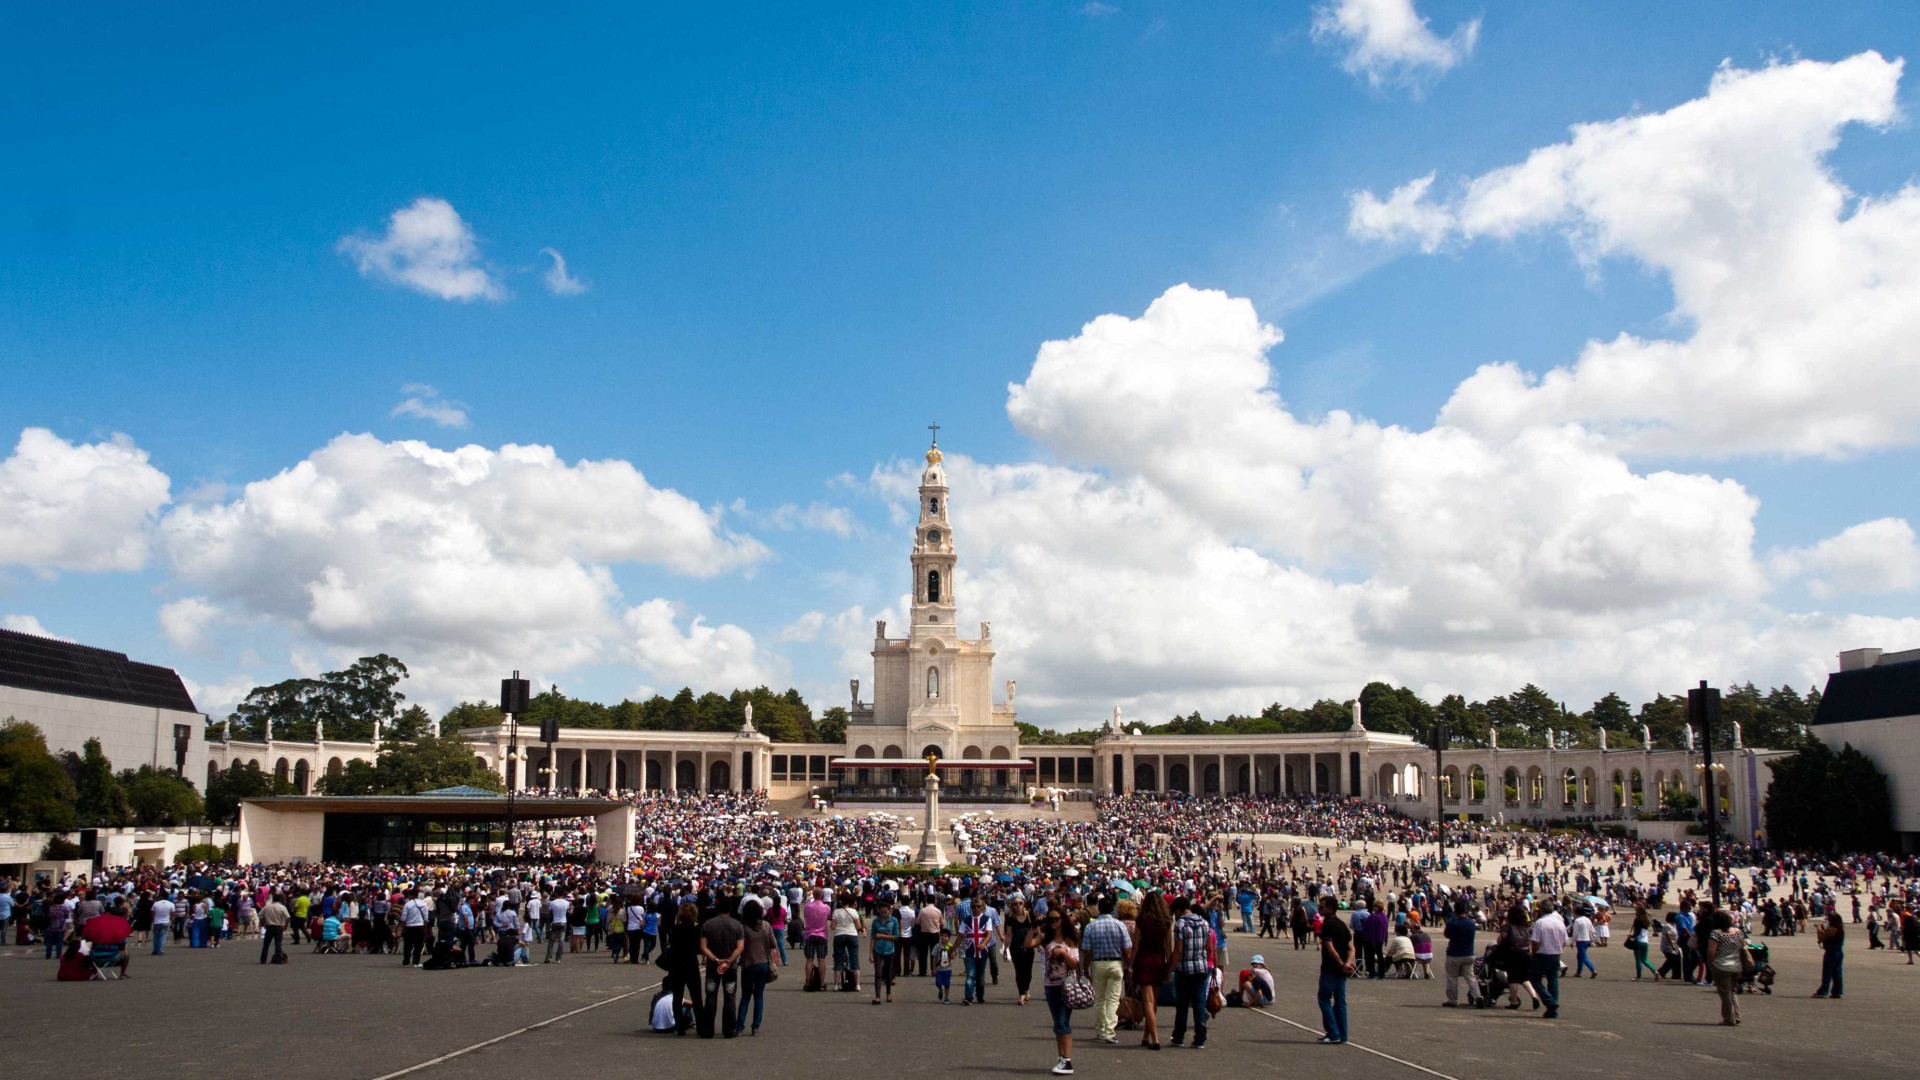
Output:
623,599,781,691
540,247,588,296
0,428,171,574
158,596,224,653
1772,519,1920,599
733,501,857,537
158,433,769,702
1312,0,1479,93
1349,52,1920,459
1,614,66,639
926,282,1917,726
389,384,471,429
338,197,506,302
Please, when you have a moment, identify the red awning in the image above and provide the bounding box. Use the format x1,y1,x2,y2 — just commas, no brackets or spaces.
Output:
827,758,1036,770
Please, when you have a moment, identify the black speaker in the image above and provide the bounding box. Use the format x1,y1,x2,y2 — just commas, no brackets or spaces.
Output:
540,716,560,744
500,677,531,715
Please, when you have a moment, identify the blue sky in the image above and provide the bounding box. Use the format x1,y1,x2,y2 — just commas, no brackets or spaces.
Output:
5,2,1920,727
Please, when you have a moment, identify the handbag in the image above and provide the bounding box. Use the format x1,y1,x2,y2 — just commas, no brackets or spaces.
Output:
1115,992,1144,1025
1062,972,1096,1010
1738,935,1756,978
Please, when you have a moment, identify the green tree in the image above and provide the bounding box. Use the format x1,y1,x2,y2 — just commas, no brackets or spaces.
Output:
205,761,281,825
1638,693,1689,749
1825,743,1895,852
389,704,435,740
441,701,506,732
225,654,411,742
120,766,205,826
319,734,505,796
71,738,131,827
0,719,77,830
816,706,849,746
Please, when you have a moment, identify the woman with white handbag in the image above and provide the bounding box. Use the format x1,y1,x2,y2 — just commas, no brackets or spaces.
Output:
1042,911,1088,1076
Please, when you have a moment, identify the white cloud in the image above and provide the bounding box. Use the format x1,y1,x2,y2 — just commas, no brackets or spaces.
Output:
1080,2,1119,16
1350,52,1920,459
1312,0,1479,93
1348,172,1453,251
778,611,827,643
158,433,769,703
540,247,588,296
885,281,1920,727
338,197,506,302
1772,518,1920,599
622,599,781,691
1,614,66,640
389,383,471,429
0,428,171,574
158,596,223,653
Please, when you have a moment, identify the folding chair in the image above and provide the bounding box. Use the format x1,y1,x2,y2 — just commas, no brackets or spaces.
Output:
85,943,124,980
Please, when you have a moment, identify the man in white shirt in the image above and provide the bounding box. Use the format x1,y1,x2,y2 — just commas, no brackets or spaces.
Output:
149,893,176,955
544,893,571,963
400,888,433,966
1570,908,1598,979
1528,899,1569,1019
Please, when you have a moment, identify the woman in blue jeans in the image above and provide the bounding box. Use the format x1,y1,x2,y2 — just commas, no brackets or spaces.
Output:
1813,912,1845,998
1041,912,1082,1076
735,900,780,1035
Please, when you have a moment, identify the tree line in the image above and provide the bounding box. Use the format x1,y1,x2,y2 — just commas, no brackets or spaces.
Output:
1061,680,1823,752
211,655,848,748
0,720,204,832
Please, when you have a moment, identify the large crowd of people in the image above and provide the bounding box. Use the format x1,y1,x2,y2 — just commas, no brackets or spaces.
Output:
6,789,1920,1072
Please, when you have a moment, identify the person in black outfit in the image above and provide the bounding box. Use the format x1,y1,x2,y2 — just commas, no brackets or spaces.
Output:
665,902,704,1036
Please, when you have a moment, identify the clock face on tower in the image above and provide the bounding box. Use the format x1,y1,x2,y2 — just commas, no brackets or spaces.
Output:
926,529,940,544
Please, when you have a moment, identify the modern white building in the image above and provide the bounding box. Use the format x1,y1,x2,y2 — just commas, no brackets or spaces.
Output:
1811,646,1920,848
0,626,211,782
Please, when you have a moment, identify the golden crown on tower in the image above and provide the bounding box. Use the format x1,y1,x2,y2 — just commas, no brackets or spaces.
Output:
926,446,943,465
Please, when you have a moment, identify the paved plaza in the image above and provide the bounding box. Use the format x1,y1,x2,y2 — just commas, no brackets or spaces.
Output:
5,899,1915,1080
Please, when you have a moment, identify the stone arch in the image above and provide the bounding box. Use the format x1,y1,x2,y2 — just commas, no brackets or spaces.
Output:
1237,762,1251,793
646,759,663,791
1379,763,1399,797
1581,767,1598,807
274,758,290,786
206,760,219,789
1167,762,1190,793
1630,768,1644,809
676,759,698,791
1561,768,1578,807
250,758,263,771
962,745,983,760
883,745,904,758
1314,760,1330,793
1653,770,1666,807
927,569,942,603
1504,767,1520,805
1402,762,1423,799
1469,764,1487,803
855,744,877,759
709,759,731,791
293,758,310,794
1526,766,1544,804
989,745,1011,759
1134,761,1157,791
1442,764,1462,804
921,745,944,761
326,757,344,784
1610,769,1625,809
1203,762,1220,795
616,758,631,790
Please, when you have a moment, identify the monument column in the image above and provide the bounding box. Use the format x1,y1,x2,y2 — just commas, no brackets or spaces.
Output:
667,749,677,792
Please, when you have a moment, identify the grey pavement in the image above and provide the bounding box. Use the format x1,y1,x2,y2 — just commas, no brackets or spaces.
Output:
3,921,1915,1080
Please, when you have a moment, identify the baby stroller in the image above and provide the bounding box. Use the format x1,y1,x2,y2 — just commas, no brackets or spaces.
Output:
1472,950,1508,1008
1740,941,1774,995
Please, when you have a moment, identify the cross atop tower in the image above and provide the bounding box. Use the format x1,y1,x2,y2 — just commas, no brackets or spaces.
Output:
928,421,940,447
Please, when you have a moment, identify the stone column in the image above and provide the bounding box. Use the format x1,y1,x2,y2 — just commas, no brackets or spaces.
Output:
732,748,742,792
916,769,946,867
667,749,677,792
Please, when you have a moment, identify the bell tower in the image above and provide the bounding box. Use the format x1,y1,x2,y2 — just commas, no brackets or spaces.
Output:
910,426,956,636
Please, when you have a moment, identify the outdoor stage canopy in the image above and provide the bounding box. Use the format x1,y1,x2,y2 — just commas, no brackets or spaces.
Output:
236,787,633,865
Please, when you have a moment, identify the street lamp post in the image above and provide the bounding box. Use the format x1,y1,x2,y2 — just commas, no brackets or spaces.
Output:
501,671,531,861
1688,680,1723,908
1430,719,1448,869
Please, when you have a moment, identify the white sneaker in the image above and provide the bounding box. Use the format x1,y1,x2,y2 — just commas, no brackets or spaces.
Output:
1051,1059,1074,1076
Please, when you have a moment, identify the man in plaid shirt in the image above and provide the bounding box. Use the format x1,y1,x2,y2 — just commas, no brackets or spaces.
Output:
1081,895,1134,1043
1170,895,1216,1049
